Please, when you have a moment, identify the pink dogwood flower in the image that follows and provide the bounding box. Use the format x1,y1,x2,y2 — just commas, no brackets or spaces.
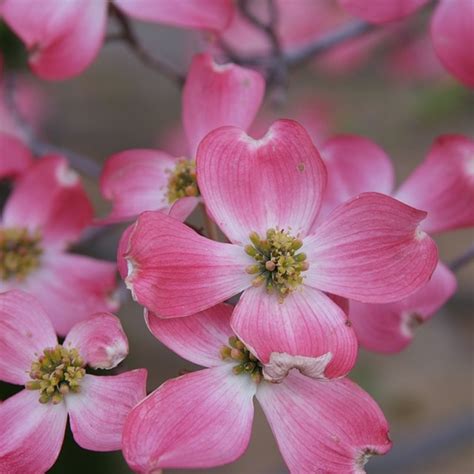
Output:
100,53,264,224
1,0,234,80
0,153,119,335
0,290,147,473
123,303,391,473
319,134,474,352
125,119,438,376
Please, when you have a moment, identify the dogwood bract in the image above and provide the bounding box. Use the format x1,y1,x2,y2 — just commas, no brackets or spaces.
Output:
100,53,265,223
0,152,118,335
0,290,147,473
124,119,438,377
0,132,33,179
319,134,474,352
123,304,391,473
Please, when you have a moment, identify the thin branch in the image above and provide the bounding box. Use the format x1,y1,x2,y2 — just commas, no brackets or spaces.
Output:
2,74,102,178
284,20,375,67
238,0,287,99
238,0,280,52
110,5,185,87
228,19,375,69
74,226,118,248
27,141,102,178
449,244,474,272
2,75,36,145
201,203,219,241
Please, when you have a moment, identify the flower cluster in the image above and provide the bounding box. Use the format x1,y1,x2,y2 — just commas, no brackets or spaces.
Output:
2,0,473,86
0,2,473,473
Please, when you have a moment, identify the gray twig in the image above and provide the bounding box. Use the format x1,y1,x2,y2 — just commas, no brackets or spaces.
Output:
2,74,101,178
284,20,375,67
449,244,474,272
110,5,185,87
237,0,287,100
223,19,374,70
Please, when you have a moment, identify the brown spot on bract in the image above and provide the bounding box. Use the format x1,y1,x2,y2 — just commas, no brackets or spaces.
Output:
297,163,305,172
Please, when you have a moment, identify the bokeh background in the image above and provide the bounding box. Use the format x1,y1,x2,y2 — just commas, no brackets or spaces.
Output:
1,6,473,474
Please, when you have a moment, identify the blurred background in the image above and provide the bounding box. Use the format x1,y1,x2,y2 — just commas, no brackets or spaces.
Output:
1,2,473,473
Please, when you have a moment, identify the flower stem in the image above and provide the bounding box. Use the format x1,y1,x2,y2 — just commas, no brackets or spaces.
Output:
449,244,474,272
201,204,219,241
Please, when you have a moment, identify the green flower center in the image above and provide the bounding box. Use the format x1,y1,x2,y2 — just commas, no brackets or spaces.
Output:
0,227,43,281
166,159,199,204
244,228,309,301
220,336,263,384
26,345,86,404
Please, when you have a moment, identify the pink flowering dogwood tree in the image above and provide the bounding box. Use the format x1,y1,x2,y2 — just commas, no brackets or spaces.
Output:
0,1,473,473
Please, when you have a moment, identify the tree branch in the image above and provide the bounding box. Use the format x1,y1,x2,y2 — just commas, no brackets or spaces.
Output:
285,20,375,67
237,0,287,99
224,19,375,70
2,74,102,178
449,244,474,272
110,5,185,87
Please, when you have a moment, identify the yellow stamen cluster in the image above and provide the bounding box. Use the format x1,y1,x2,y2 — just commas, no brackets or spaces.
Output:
166,159,199,204
0,228,42,281
26,345,86,404
245,228,309,301
220,336,263,383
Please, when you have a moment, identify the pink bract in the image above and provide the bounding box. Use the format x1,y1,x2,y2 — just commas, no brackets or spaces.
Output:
319,133,472,353
99,53,264,223
349,262,457,353
123,304,391,473
125,119,437,374
318,134,394,221
0,155,119,335
0,290,147,473
431,0,474,88
1,0,234,80
0,132,33,179
395,135,474,234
